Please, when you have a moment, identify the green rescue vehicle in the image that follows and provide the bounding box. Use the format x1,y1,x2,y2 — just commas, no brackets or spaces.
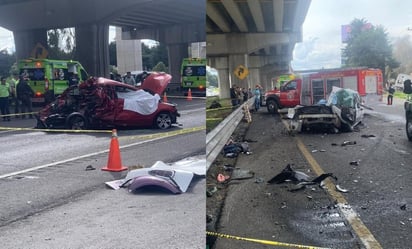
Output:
18,58,88,104
181,58,206,96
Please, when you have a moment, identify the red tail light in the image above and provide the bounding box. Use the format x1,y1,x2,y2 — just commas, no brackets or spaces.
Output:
35,92,42,97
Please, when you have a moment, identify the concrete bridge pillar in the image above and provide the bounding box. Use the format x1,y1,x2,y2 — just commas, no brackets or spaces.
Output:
209,57,229,99
13,29,48,60
228,53,250,94
75,24,110,78
167,43,189,85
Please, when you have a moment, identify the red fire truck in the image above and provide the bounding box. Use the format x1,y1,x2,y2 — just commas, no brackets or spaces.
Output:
264,67,383,113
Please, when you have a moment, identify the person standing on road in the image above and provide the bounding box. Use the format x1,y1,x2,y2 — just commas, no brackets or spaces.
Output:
16,75,34,119
236,86,243,105
0,77,11,121
242,87,248,102
124,72,136,86
387,83,395,105
8,73,20,117
230,85,238,107
254,84,262,111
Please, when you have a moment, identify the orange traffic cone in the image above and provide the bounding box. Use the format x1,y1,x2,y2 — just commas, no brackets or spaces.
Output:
187,88,192,101
102,129,128,172
163,92,168,102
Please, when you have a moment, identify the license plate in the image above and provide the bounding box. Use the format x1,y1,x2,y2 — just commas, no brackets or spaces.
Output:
186,82,192,86
31,97,45,103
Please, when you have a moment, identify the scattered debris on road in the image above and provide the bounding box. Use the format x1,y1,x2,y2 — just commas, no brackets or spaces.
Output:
105,156,205,194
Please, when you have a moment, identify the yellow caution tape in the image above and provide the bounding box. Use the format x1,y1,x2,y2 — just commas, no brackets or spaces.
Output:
0,112,37,118
0,125,205,135
165,95,206,100
206,231,331,249
0,126,112,133
206,106,233,112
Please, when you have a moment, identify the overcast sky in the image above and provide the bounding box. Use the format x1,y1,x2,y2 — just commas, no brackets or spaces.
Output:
291,0,412,70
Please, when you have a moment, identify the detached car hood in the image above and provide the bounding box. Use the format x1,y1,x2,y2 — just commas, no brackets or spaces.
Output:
139,72,171,95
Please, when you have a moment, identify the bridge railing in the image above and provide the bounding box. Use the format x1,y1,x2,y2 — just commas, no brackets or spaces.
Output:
206,97,254,170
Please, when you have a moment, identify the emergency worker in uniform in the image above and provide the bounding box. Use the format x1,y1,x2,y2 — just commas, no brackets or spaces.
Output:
0,77,11,121
16,75,34,118
8,73,20,116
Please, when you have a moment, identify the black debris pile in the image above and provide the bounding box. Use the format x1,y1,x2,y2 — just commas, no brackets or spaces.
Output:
209,100,222,109
222,139,251,158
267,164,343,192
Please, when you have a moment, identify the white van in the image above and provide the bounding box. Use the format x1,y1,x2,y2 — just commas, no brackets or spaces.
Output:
395,73,412,90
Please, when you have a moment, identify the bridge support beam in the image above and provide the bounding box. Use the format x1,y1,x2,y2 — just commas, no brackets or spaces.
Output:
167,43,189,86
13,29,48,60
75,24,110,78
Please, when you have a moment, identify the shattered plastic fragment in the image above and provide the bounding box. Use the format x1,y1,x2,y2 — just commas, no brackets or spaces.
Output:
336,185,348,193
85,165,96,171
349,161,360,166
341,141,356,146
206,186,218,197
217,173,229,182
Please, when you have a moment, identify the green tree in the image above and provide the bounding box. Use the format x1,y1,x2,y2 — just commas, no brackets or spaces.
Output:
152,61,167,72
342,18,399,79
0,50,16,77
47,28,76,59
392,35,412,75
141,41,168,71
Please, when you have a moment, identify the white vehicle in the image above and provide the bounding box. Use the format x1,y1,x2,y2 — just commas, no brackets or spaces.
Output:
395,73,412,90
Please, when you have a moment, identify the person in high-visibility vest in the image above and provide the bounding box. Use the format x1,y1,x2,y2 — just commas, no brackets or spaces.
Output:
0,77,11,121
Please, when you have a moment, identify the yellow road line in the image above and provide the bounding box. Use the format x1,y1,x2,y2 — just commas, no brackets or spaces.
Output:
295,138,382,249
0,126,205,179
207,231,330,249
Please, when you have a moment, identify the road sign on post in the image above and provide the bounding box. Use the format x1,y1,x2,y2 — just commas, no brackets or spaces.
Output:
30,43,49,59
234,65,249,80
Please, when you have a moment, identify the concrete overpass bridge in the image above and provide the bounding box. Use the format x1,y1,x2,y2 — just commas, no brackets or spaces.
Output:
0,0,205,80
206,0,311,98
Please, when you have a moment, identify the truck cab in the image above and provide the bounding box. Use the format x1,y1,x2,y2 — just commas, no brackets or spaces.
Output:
264,78,302,113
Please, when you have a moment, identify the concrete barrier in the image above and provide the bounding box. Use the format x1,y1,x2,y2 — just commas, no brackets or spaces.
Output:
206,97,254,170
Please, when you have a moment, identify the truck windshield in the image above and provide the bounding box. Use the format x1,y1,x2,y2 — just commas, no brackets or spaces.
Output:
19,68,45,81
182,66,206,77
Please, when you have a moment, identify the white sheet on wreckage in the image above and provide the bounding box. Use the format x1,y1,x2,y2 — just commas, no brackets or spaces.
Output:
105,156,206,191
117,90,161,115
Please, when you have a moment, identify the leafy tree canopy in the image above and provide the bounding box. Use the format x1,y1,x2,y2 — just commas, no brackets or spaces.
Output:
342,18,399,76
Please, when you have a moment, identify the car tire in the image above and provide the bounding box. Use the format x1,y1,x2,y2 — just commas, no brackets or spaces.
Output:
406,118,412,141
155,112,172,129
68,115,87,130
267,99,278,113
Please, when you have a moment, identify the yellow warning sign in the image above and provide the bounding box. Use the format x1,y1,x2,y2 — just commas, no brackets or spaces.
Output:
30,43,48,59
234,65,249,80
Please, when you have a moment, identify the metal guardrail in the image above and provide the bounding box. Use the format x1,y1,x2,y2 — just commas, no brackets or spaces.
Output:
206,97,255,170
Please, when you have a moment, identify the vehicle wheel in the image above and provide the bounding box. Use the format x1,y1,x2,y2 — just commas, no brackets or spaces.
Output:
68,115,87,130
266,99,278,113
340,123,353,132
406,118,412,141
155,112,172,129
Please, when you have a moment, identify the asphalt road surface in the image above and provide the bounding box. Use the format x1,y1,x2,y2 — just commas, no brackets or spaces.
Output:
209,97,411,249
0,97,206,249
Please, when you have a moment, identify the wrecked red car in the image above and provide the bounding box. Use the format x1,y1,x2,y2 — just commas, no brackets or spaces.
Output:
36,72,180,130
